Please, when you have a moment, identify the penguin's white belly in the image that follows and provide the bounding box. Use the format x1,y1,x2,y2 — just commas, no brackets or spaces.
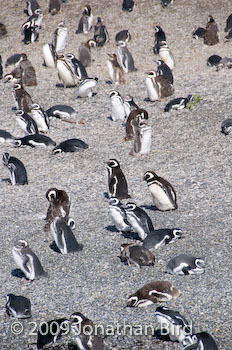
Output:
139,127,152,154
43,44,56,68
146,78,159,101
57,61,77,87
107,61,114,81
149,183,175,210
31,112,48,132
159,50,174,70
108,208,130,231
111,99,126,121
126,213,147,240
56,32,67,53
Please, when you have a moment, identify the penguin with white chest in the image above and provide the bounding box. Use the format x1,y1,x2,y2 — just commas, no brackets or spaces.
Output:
109,90,127,121
30,103,50,133
77,77,98,98
46,104,77,119
115,30,131,45
108,197,131,233
15,109,39,135
221,118,232,135
106,159,130,200
143,171,178,211
2,152,28,185
53,21,67,54
24,0,40,16
182,332,218,350
143,228,183,249
14,134,56,148
57,53,88,87
0,130,15,143
53,138,88,154
130,118,151,156
43,43,57,68
117,41,137,73
5,294,31,319
164,95,194,112
159,41,175,70
145,71,174,102
166,254,205,275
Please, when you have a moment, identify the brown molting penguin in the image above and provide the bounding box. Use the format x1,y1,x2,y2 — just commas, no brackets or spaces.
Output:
19,53,37,86
12,83,33,112
204,15,219,45
145,70,174,102
119,243,155,267
3,66,23,85
125,108,148,141
107,53,126,84
49,0,63,15
78,39,96,67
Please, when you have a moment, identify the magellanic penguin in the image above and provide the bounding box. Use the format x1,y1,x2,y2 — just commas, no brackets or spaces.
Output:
125,108,148,141
119,243,155,267
5,53,22,68
5,294,31,319
3,66,22,85
207,55,222,67
157,59,173,84
204,15,219,45
182,332,218,350
70,312,105,350
145,71,174,102
12,240,46,280
77,77,98,98
143,171,178,211
53,138,88,154
166,254,205,275
21,9,43,44
115,30,131,45
50,217,83,254
225,13,232,32
24,0,40,16
46,104,77,119
123,95,140,117
18,53,37,86
164,95,194,112
0,130,15,143
12,83,33,112
154,306,192,342
43,43,57,68
153,26,166,55
109,90,127,121
158,41,175,70
0,23,7,39
30,103,50,133
160,0,173,7
107,53,126,85
192,27,206,40
221,118,232,135
57,53,88,87
76,5,93,34
36,318,69,350
14,134,56,148
215,57,232,71
117,41,137,73
108,197,131,233
53,21,67,54
15,109,39,135
124,202,154,241
127,281,181,307
130,118,152,156
143,228,183,249
78,39,96,67
225,29,232,41
93,17,109,47
49,0,63,15
106,159,130,200
122,0,134,12
2,152,28,185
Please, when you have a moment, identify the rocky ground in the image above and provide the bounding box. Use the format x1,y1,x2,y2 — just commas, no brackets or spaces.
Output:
0,0,231,349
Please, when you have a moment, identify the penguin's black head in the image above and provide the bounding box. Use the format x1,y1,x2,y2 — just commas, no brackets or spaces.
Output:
160,0,173,7
14,139,22,148
143,171,156,182
83,5,91,16
2,152,10,165
127,295,138,307
124,202,137,211
109,197,120,206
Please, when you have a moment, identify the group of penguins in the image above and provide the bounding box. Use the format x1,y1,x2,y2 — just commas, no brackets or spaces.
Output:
0,0,229,349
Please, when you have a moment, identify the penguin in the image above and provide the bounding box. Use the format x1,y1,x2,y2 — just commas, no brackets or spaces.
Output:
215,57,232,71
24,0,40,16
5,54,22,68
164,95,194,112
21,9,43,44
76,5,93,34
50,217,83,254
107,53,126,85
57,53,88,87
207,55,222,67
46,105,77,119
14,134,56,148
159,41,175,70
5,294,31,319
119,243,155,267
30,103,50,133
12,83,33,112
192,27,206,40
124,202,154,241
130,118,152,156
37,318,69,350
78,39,96,67
204,15,219,45
143,228,183,249
12,240,46,280
115,30,131,45
3,66,22,85
0,56,3,79
225,13,232,32
225,28,232,41
49,0,63,15
77,77,98,98
160,0,173,7
157,59,173,84
109,90,127,121
53,138,88,154
143,171,178,211
43,43,57,68
2,152,28,185
182,332,218,350
15,109,39,135
0,130,15,143
66,53,89,80
53,21,67,54
116,41,137,73
221,118,232,135
93,17,109,47
145,71,174,102
123,95,140,116
127,281,181,307
166,254,205,275
153,26,166,55
18,53,37,86
122,0,134,12
108,197,131,232
154,306,192,342
0,23,7,38
70,312,105,350
106,159,130,200
125,108,148,141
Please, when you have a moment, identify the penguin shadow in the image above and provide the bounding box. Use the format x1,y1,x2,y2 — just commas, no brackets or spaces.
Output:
144,97,152,102
11,107,17,111
55,83,65,88
68,343,78,350
153,329,173,342
105,80,113,84
11,269,26,279
105,225,118,233
141,204,159,211
121,231,141,241
103,192,110,199
1,178,11,184
49,241,62,254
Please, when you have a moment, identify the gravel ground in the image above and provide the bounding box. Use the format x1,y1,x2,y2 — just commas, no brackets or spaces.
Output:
0,0,231,349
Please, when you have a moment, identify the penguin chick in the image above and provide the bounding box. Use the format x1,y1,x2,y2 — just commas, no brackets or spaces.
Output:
166,254,205,275
119,243,155,267
5,294,31,319
115,30,131,45
107,54,126,84
122,0,134,12
79,39,96,67
53,138,88,154
127,281,181,307
204,15,219,45
93,17,109,47
50,217,83,254
108,197,131,232
143,171,178,211
18,53,37,86
14,134,56,148
12,83,33,112
106,159,130,200
125,108,148,141
49,0,63,15
143,228,183,249
12,240,46,280
164,95,194,112
2,152,28,185
116,41,137,73
130,118,152,156
15,109,39,135
76,5,93,34
221,118,232,135
182,332,218,350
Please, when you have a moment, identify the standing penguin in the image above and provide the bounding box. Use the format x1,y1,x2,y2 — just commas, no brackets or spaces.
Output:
30,103,50,133
57,53,88,87
22,9,43,44
15,109,39,135
143,171,178,211
145,71,174,101
115,30,131,45
107,54,126,84
153,26,166,54
24,0,40,16
78,39,96,67
49,0,63,15
76,5,93,34
5,294,31,319
204,15,219,45
109,90,127,121
19,53,37,86
158,41,175,70
130,118,152,156
157,59,173,84
125,108,148,141
108,197,131,233
12,83,33,112
106,159,130,199
117,41,137,73
2,152,28,185
93,17,109,47
53,21,67,54
0,56,3,79
43,43,57,68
